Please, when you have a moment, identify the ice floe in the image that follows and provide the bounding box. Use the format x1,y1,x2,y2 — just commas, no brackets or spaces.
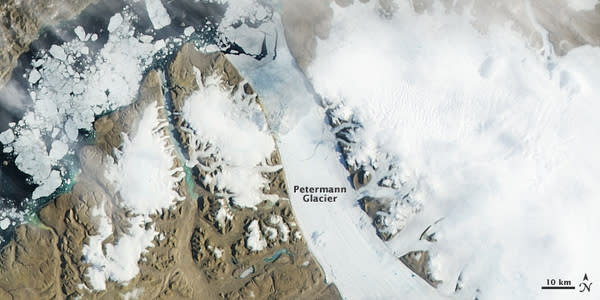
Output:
144,0,171,30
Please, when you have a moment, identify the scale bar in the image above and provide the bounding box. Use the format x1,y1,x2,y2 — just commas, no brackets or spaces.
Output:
541,286,575,290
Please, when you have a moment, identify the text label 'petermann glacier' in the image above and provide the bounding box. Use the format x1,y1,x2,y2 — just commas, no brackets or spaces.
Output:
293,185,346,203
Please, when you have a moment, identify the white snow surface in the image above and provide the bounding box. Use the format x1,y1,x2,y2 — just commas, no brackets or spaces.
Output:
212,246,224,259
106,103,184,215
181,67,276,208
246,219,267,252
83,210,156,290
121,288,144,300
240,266,254,278
263,225,278,241
82,203,115,290
214,198,233,229
144,0,171,30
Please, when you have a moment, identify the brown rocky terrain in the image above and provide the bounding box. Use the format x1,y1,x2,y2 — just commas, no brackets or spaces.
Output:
0,43,341,299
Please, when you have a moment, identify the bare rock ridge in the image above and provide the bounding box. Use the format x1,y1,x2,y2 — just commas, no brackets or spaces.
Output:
0,45,341,300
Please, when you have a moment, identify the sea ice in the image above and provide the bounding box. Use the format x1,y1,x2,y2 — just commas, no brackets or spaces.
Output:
107,13,123,32
48,45,66,61
144,0,171,30
184,26,195,36
31,170,62,200
28,69,41,84
74,26,86,41
49,140,69,161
